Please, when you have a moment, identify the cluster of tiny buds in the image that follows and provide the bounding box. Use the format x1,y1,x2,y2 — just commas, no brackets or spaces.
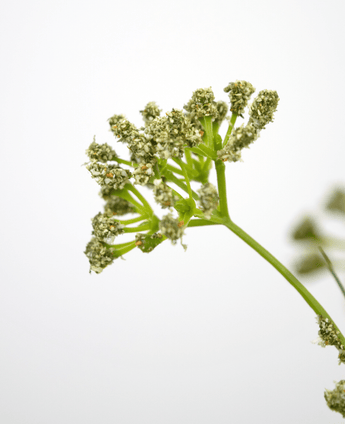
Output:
153,178,178,209
217,123,259,163
140,101,162,124
159,213,184,244
248,90,280,130
91,212,124,243
103,196,136,217
133,162,155,185
313,315,345,365
84,237,115,274
198,183,219,219
86,162,132,191
224,80,255,116
324,380,345,418
86,138,116,163
184,87,219,120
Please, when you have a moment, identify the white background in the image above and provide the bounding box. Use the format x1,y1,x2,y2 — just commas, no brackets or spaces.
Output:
1,0,345,422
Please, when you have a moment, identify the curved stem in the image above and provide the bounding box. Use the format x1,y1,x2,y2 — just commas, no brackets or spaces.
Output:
112,157,138,167
173,158,194,202
188,219,221,227
165,169,199,201
112,241,137,257
223,219,345,346
114,215,146,225
127,184,153,214
123,223,151,233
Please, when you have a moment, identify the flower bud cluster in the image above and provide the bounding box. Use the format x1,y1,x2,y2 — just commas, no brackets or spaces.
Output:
249,90,279,130
159,213,184,244
224,80,255,115
324,380,345,418
145,109,202,159
84,237,115,274
184,87,219,120
314,315,345,364
133,162,155,185
217,123,259,162
198,183,219,219
215,101,228,124
86,162,132,190
104,196,136,216
140,101,162,124
91,212,124,243
153,178,178,208
86,139,116,163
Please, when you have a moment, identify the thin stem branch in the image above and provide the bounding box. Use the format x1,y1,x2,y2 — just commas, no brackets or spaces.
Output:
173,158,194,201
318,247,345,299
223,113,238,147
187,219,221,227
127,184,153,214
215,159,230,218
114,215,146,225
123,223,151,233
224,219,345,346
112,157,138,167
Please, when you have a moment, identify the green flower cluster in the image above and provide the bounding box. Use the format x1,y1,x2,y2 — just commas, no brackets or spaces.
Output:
314,316,345,364
324,380,345,418
84,79,280,274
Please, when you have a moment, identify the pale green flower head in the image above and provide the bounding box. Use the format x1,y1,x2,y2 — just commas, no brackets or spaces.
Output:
108,114,126,132
198,183,219,219
91,212,124,243
184,87,219,120
86,162,132,190
133,162,155,185
145,109,202,159
84,237,115,274
140,101,162,125
325,380,345,418
86,138,116,163
159,213,184,244
214,100,228,124
104,196,136,216
249,89,279,130
153,178,178,209
223,80,255,115
217,123,259,163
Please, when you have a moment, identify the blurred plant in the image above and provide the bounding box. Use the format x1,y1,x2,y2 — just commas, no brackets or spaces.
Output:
291,189,345,277
84,81,345,417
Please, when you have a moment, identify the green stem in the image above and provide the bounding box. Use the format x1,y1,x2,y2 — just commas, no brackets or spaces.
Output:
111,188,146,214
166,164,185,176
123,223,151,233
114,215,146,225
173,158,194,202
203,116,214,149
223,219,345,346
165,169,199,201
112,241,137,257
184,148,194,168
223,113,238,148
127,184,153,214
112,157,138,167
215,159,230,218
318,247,345,299
187,219,221,227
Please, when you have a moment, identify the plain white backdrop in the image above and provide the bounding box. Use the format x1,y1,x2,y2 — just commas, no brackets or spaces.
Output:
1,0,345,422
